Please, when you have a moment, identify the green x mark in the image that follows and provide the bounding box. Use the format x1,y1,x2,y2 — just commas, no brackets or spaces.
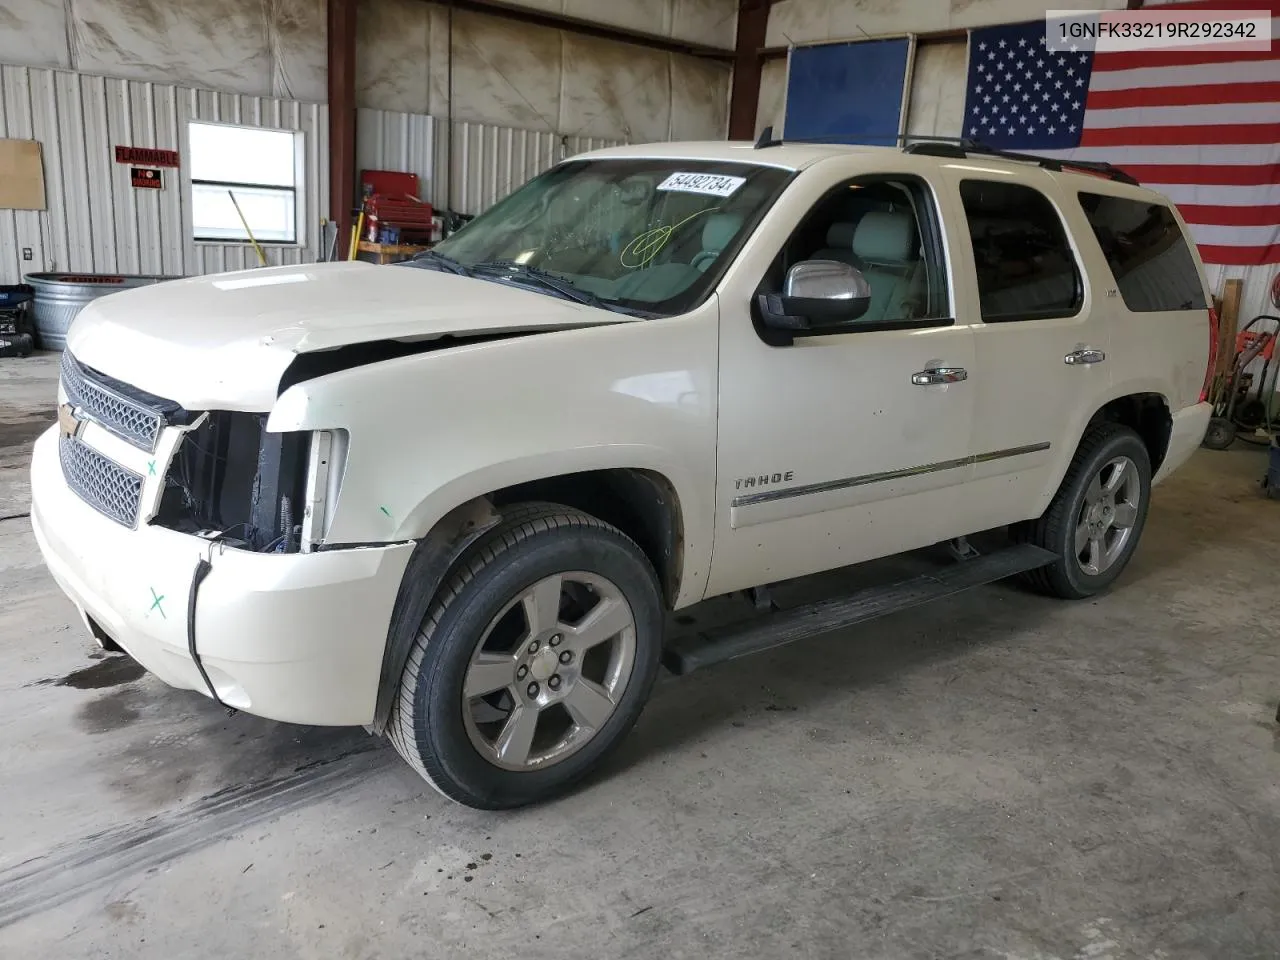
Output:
147,460,157,476
149,587,166,619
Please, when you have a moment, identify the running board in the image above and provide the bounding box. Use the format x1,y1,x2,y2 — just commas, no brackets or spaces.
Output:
662,543,1056,675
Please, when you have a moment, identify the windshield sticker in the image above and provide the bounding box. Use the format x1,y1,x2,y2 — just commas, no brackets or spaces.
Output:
656,172,746,197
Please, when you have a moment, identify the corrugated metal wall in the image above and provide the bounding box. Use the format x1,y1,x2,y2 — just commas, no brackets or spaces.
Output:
1205,265,1279,327
0,63,328,285
0,57,631,286
357,108,621,216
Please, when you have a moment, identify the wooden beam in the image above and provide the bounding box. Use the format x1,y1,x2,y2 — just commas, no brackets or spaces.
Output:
328,0,358,255
728,0,773,139
1217,278,1245,384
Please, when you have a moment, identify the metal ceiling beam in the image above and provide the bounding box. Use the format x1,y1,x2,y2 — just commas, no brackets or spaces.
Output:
759,27,967,62
328,0,358,255
416,0,736,61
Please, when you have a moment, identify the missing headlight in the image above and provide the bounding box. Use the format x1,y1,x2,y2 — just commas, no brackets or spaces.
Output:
154,412,309,552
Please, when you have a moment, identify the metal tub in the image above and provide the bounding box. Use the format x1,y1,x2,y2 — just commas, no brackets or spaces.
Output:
24,273,181,351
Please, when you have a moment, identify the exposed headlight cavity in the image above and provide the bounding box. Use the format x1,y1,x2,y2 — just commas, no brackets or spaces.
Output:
154,412,318,553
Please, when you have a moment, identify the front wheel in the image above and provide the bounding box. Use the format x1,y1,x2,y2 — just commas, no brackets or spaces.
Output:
1015,423,1152,599
387,503,663,809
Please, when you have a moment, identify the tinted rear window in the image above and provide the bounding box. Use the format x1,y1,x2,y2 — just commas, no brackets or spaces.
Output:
1077,193,1206,312
959,180,1082,322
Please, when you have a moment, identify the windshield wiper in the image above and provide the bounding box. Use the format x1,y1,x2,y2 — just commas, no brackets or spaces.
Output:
404,250,471,276
469,260,609,310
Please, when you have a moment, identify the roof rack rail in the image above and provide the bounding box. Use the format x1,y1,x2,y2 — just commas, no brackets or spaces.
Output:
903,137,1140,186
752,128,905,149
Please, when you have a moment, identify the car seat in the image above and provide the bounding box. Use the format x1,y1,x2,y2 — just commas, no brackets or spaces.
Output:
850,210,926,321
810,222,860,266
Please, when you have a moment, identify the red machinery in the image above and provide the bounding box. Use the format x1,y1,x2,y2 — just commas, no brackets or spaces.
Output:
360,170,437,245
1203,314,1280,450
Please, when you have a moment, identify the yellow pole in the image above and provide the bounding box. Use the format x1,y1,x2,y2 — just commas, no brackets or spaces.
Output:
348,210,365,261
227,190,268,267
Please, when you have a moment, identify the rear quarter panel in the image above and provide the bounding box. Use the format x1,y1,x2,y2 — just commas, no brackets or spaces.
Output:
1070,181,1208,414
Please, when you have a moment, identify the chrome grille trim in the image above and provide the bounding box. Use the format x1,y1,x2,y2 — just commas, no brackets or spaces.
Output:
60,351,164,452
58,433,144,528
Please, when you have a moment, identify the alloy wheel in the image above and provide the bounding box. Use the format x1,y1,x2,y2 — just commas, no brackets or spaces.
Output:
1075,455,1141,576
461,571,637,771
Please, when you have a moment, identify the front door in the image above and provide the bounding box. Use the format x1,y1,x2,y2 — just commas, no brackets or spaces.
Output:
706,165,981,597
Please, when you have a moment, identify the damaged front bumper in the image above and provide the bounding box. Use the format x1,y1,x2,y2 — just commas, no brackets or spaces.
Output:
30,426,413,725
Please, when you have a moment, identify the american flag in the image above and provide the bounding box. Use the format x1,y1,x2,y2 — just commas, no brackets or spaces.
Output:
963,0,1280,266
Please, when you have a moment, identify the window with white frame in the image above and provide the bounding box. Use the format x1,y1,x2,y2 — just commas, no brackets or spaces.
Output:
189,122,302,244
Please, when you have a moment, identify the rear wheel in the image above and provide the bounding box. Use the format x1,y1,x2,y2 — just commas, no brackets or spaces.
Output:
387,503,663,809
1016,424,1151,599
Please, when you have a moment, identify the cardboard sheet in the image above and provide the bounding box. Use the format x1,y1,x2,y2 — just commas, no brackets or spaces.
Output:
0,139,46,210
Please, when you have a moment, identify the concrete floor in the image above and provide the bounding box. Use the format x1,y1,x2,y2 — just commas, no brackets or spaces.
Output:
2,352,1278,959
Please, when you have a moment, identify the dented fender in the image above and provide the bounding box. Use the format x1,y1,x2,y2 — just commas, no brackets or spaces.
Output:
266,303,722,608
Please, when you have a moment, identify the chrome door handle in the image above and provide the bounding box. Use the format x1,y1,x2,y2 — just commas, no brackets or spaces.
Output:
1065,349,1106,365
911,367,968,386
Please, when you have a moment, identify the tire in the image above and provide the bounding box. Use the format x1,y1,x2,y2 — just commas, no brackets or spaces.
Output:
1015,423,1152,599
1201,417,1237,450
387,502,663,809
1236,399,1267,431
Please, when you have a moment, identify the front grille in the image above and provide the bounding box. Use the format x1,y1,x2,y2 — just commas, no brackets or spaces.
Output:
59,433,144,527
60,351,164,452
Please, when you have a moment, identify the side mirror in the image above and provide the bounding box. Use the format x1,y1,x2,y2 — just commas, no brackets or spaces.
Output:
756,260,872,336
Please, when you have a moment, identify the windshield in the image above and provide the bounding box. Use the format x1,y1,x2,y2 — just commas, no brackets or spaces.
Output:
407,159,792,317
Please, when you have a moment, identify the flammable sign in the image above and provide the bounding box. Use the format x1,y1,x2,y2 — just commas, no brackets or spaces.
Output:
130,167,162,189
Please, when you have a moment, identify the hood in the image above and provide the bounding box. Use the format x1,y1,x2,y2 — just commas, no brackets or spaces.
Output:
65,261,632,411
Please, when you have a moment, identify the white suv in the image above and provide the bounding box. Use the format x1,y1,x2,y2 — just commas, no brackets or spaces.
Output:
31,139,1213,808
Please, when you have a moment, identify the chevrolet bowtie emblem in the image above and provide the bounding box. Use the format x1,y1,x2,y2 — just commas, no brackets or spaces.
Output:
57,402,84,440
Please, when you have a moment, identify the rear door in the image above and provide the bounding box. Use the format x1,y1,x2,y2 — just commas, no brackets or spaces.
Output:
939,168,1113,528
